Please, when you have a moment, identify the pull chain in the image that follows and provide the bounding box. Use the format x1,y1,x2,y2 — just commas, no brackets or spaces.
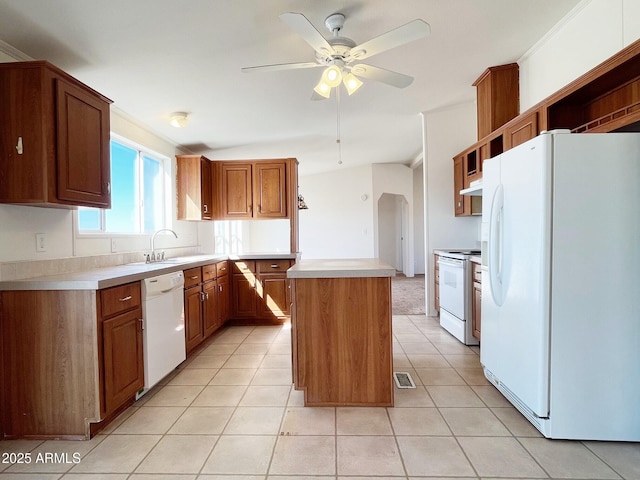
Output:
336,85,342,165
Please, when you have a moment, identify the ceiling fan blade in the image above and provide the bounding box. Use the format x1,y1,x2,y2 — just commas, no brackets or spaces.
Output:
242,61,322,73
280,12,335,57
346,19,430,62
350,64,414,88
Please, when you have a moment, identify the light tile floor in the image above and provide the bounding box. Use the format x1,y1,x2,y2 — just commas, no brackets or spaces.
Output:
1,314,639,479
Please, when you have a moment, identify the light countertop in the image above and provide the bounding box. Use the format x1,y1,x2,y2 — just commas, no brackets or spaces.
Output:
0,252,298,291
287,258,395,279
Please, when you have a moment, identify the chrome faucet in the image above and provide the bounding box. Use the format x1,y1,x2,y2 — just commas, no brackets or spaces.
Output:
147,228,178,263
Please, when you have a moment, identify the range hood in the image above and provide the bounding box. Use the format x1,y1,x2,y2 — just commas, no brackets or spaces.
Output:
460,178,483,196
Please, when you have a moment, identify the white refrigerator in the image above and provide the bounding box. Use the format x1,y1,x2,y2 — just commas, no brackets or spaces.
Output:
480,130,640,441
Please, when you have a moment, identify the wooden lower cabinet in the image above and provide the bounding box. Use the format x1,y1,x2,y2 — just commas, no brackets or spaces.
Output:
203,279,220,337
184,262,229,355
259,274,291,318
230,259,293,323
232,273,258,318
0,281,144,439
434,254,440,313
102,310,144,415
184,283,205,354
471,261,482,340
99,282,144,417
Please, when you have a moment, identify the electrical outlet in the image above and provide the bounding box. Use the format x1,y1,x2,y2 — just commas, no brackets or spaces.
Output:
111,238,118,253
35,233,47,252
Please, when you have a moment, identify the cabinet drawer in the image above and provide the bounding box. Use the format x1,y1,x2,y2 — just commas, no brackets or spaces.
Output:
100,282,141,319
184,267,202,288
202,263,217,282
233,260,256,274
257,259,292,273
216,260,229,278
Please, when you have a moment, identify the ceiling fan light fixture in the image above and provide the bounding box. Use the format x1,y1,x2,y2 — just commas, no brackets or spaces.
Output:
343,73,363,95
313,81,332,98
169,112,189,128
322,65,342,87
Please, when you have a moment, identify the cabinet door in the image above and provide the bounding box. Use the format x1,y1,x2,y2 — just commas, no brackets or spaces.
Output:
202,280,219,337
258,273,290,318
453,156,468,216
177,155,213,221
217,274,230,324
505,110,538,150
200,157,213,220
232,273,257,317
184,286,204,353
102,310,144,414
254,162,287,218
222,163,253,218
0,65,48,203
55,77,111,207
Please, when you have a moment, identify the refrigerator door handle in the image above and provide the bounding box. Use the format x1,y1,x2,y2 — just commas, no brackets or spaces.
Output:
489,184,505,306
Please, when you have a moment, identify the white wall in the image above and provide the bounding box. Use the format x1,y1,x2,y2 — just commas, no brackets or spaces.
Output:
422,101,480,315
519,0,640,110
298,165,374,259
378,193,404,271
413,164,426,275
372,163,414,276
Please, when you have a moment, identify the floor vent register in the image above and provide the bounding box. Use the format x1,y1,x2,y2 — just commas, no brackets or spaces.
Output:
393,371,416,389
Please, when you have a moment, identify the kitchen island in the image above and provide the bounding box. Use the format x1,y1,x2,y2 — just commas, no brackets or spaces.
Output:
287,258,395,406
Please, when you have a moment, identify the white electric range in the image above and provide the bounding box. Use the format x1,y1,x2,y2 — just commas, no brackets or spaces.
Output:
434,249,481,345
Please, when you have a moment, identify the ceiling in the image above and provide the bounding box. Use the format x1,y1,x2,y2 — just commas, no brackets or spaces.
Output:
0,0,581,176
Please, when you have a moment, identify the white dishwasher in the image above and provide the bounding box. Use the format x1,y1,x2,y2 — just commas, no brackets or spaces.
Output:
140,270,186,396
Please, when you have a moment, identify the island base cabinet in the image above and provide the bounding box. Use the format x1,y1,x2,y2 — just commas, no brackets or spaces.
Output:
291,277,393,407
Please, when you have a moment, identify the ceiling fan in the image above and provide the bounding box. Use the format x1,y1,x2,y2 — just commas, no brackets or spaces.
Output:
242,11,431,99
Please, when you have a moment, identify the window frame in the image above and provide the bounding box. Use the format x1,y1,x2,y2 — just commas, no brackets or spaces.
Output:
74,133,172,237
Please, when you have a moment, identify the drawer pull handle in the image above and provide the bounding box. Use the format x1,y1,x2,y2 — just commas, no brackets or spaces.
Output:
270,264,280,268
190,275,199,280
220,267,226,271
119,295,132,302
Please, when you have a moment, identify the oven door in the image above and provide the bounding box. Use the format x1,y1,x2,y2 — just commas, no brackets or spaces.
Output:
438,256,466,319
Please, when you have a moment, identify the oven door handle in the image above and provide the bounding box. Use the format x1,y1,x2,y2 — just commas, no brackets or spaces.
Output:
437,257,464,268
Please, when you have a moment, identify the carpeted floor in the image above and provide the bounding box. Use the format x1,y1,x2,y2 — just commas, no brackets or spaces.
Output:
391,273,426,314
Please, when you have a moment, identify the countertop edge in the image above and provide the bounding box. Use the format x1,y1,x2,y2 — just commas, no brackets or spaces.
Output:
0,253,298,291
287,258,396,279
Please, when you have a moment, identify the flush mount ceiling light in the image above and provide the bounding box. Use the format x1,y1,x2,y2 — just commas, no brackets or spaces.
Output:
242,11,430,99
169,112,189,128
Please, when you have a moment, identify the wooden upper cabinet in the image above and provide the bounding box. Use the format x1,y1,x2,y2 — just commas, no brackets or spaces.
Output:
177,155,213,220
473,63,519,140
0,61,112,208
254,162,287,218
504,110,539,150
221,163,253,218
220,160,288,220
453,155,467,216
